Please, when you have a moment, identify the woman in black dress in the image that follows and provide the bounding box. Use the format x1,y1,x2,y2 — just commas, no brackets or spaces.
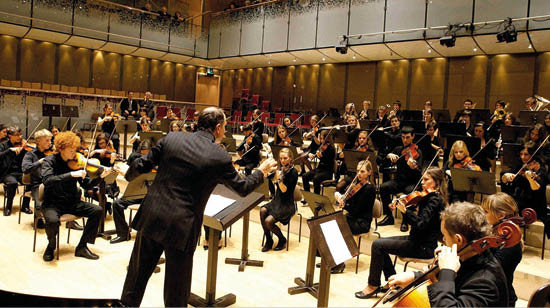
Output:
260,148,298,252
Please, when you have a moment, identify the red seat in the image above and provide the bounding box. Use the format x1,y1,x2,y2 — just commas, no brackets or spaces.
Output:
241,89,249,98
227,111,241,125
185,108,195,121
156,106,167,119
173,107,181,119
268,112,285,127
290,113,301,125
299,114,312,129
260,113,271,125
239,111,252,125
260,100,270,112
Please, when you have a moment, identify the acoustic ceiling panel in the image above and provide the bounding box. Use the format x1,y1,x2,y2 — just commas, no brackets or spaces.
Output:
386,40,442,59
0,23,29,37
290,49,335,64
99,42,139,54
25,28,69,43
318,47,369,62
160,53,192,64
527,30,550,52
351,44,402,61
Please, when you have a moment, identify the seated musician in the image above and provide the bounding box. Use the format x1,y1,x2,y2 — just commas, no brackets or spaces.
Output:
423,109,438,136
90,133,120,201
302,129,335,195
335,130,372,193
386,202,509,307
525,96,537,111
545,113,550,132
299,115,321,174
522,123,550,166
110,140,153,244
185,111,199,132
359,100,371,120
41,131,105,261
331,160,375,273
342,103,358,122
378,126,422,230
481,192,522,307
343,115,361,149
377,114,402,183
445,140,480,203
21,129,53,226
164,107,179,121
391,101,403,121
473,122,496,171
270,125,296,146
460,110,474,136
235,124,262,175
50,125,59,143
501,141,550,238
97,103,120,153
260,148,298,252
375,105,389,127
251,109,264,135
453,98,474,123
356,167,447,299
0,124,7,143
130,117,151,153
420,122,441,169
120,91,138,119
170,120,183,132
0,126,31,216
282,116,294,130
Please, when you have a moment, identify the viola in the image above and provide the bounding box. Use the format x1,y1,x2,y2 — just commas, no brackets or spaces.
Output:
392,188,436,212
401,144,420,162
453,156,482,171
67,152,105,176
107,112,122,121
517,160,542,180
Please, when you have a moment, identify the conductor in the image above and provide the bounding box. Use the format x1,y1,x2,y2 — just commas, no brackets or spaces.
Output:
120,107,277,307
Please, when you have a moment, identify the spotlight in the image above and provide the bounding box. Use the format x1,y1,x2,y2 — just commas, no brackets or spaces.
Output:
496,18,517,43
336,35,349,54
439,35,456,48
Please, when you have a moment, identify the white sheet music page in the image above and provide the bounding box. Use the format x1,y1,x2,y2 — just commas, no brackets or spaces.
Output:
320,220,352,265
204,194,236,217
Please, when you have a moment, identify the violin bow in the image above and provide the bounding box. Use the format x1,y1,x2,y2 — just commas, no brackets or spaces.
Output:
470,138,494,161
411,147,443,193
27,119,44,140
62,117,71,131
396,133,429,160
70,120,79,132
514,134,550,177
287,114,304,137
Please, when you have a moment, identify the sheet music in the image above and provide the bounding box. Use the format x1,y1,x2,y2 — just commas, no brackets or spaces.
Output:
204,194,236,217
320,220,352,265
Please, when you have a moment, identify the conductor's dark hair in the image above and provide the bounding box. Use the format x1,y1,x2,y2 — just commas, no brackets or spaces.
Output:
401,126,414,135
198,107,225,132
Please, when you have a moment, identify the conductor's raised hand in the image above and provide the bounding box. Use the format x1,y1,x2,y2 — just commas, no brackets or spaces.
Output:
259,158,277,178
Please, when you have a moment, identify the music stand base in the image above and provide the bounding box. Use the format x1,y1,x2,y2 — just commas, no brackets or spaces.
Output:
225,257,263,271
189,292,236,307
288,277,319,298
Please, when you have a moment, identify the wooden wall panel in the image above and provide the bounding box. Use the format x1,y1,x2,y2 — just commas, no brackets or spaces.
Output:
346,62,376,108
271,66,295,111
447,56,488,119
251,67,273,103
92,51,121,90
490,54,535,116
376,60,409,108
295,64,319,113
58,45,90,87
174,64,196,101
244,68,253,92
318,64,346,112
537,52,550,99
0,35,18,81
20,40,56,84
121,56,149,93
149,60,175,99
410,58,446,109
221,70,235,109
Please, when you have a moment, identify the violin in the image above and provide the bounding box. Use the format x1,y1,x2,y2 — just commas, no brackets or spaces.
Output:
382,220,522,307
392,188,436,212
453,156,481,171
107,112,122,121
401,144,419,162
67,152,105,176
280,137,291,146
23,142,55,156
516,160,542,180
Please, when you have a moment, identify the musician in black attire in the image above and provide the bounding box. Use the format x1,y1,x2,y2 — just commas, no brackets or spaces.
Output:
481,192,522,307
235,123,262,175
0,124,7,143
97,103,120,153
41,131,104,262
302,129,335,195
120,91,139,119
21,129,53,224
375,105,389,128
140,91,155,122
453,98,474,123
378,126,422,230
0,126,31,216
120,107,276,307
392,101,404,121
473,122,496,171
260,148,298,252
299,115,322,174
387,202,509,307
420,122,441,169
376,115,402,183
335,130,372,193
251,109,264,135
356,167,446,299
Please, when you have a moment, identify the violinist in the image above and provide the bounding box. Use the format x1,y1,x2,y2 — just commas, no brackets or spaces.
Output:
386,202,509,307
501,142,550,238
270,125,295,146
235,123,262,175
375,105,389,127
335,130,372,193
41,131,104,261
120,91,138,119
356,167,447,299
21,129,53,223
282,116,294,130
170,120,183,132
163,107,179,121
445,140,480,203
473,122,496,171
251,109,264,135
184,111,199,132
423,109,438,137
91,133,120,200
481,193,522,307
359,100,371,120
97,103,120,153
0,124,8,143
299,115,322,174
378,126,422,229
522,123,550,165
260,148,298,252
0,126,29,216
342,102,358,122
420,122,441,169
302,129,335,195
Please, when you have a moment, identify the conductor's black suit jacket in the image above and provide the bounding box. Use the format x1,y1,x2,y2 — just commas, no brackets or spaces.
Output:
126,129,264,252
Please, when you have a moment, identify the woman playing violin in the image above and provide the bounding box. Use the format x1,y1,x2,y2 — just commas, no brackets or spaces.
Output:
445,140,480,203
170,120,183,132
302,129,335,195
356,167,447,299
260,148,298,252
473,122,496,171
299,115,322,174
282,116,293,130
523,123,550,165
92,133,118,167
97,103,120,153
271,125,295,146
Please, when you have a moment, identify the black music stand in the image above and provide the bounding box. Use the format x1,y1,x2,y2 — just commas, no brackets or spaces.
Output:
343,150,372,171
158,118,172,133
402,110,423,121
61,105,79,131
121,172,156,201
189,185,264,307
367,109,377,120
501,125,530,143
139,131,165,146
290,133,304,146
220,137,237,153
332,129,348,144
519,110,549,126
321,116,340,127
359,120,380,129
501,143,523,170
401,120,425,134
432,109,451,122
468,109,491,124
307,211,358,307
288,191,334,299
451,168,496,195
438,122,466,137
42,104,60,129
118,120,138,159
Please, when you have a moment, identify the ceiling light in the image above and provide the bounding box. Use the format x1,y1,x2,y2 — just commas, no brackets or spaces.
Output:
352,55,356,59
428,49,432,53
528,44,532,49
322,57,326,61
293,58,296,62
473,47,477,52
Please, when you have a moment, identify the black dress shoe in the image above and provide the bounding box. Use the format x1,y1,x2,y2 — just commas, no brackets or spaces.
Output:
66,221,84,231
400,222,409,232
355,286,382,299
36,218,45,229
273,237,287,251
75,247,99,260
3,208,11,216
378,216,394,226
43,246,55,262
262,239,274,252
331,263,345,274
21,207,33,215
110,236,129,244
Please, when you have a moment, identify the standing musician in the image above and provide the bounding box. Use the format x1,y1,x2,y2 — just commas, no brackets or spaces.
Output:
331,160,376,273
302,129,335,195
386,202,509,307
473,122,496,171
0,126,31,216
356,167,447,299
378,126,422,230
445,140,481,203
481,192,523,307
120,107,276,307
260,148,298,252
97,103,120,153
41,131,105,262
359,100,371,120
377,114,402,183
0,124,8,143
141,91,155,121
120,91,139,119
453,98,474,123
21,129,53,225
299,115,322,174
251,109,264,135
501,141,550,239
235,123,262,175
271,125,296,146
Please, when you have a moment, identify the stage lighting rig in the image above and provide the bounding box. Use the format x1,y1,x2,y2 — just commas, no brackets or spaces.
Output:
497,18,517,43
336,35,349,54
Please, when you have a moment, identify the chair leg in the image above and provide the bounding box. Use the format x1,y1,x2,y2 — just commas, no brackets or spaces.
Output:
32,218,38,252
56,226,60,260
298,214,302,242
355,236,362,274
67,225,71,244
224,229,227,247
542,231,546,260
128,210,133,240
286,221,290,251
403,261,410,272
229,225,232,237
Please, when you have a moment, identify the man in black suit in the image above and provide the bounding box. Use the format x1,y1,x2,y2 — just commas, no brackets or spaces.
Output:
120,91,138,119
235,123,262,175
140,91,155,121
121,107,276,307
453,99,474,122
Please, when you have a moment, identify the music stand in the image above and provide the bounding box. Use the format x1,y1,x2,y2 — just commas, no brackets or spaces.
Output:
139,131,165,146
224,130,233,139
500,125,529,143
343,150,372,171
469,109,491,124
159,118,172,133
321,116,340,127
270,144,299,162
307,211,358,307
359,120,380,129
61,105,79,131
189,185,264,307
367,109,377,120
290,133,304,146
450,168,496,195
432,109,451,122
121,172,156,201
119,120,139,159
42,104,60,129
402,110,423,121
438,122,466,137
519,110,549,126
401,120,425,134
220,137,237,153
332,129,347,144
501,143,523,170
288,191,335,299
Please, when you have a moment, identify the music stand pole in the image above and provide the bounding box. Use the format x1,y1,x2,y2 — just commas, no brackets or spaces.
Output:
225,211,263,271
317,257,331,307
124,123,129,159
